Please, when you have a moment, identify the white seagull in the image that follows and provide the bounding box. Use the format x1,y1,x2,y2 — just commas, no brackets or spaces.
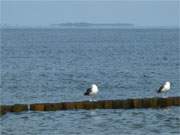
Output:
84,84,99,101
157,81,171,93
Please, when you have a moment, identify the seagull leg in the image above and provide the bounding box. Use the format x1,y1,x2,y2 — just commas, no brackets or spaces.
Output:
162,93,164,98
91,96,94,102
89,96,93,102
162,93,167,98
93,96,96,102
92,95,97,102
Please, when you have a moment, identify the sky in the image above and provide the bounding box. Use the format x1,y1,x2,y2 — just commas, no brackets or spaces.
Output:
1,0,180,27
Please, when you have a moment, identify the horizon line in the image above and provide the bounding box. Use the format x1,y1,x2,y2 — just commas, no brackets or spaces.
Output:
0,23,179,29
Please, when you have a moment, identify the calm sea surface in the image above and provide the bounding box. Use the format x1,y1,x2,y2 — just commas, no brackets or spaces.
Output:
0,28,180,135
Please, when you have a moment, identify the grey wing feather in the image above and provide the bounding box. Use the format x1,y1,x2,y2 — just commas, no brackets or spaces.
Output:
84,88,92,95
157,85,164,93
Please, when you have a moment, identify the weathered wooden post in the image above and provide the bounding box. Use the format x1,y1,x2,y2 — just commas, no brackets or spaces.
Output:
1,96,180,116
0,105,12,116
30,103,45,111
11,104,28,112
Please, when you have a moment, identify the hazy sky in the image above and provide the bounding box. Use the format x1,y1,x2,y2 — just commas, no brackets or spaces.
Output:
1,0,179,27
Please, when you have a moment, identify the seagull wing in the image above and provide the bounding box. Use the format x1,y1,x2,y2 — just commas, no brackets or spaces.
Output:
157,85,164,93
84,88,92,95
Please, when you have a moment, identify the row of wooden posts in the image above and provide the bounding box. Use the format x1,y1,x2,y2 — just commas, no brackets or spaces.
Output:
1,96,180,116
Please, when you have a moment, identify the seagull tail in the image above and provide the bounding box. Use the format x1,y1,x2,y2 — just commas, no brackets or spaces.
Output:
157,89,161,93
84,92,89,96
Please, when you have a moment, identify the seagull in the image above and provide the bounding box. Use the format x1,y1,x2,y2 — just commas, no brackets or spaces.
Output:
84,84,99,101
157,81,171,94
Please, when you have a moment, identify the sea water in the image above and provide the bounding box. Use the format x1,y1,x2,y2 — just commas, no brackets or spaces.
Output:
0,28,179,134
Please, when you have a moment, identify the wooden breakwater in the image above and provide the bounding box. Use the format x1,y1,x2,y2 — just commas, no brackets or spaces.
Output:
1,96,180,116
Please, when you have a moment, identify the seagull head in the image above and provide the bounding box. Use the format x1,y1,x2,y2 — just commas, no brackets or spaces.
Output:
91,84,98,90
165,81,171,86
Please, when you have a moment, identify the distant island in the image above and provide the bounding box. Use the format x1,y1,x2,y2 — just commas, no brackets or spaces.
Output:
0,23,134,29
51,23,134,28
1,23,178,29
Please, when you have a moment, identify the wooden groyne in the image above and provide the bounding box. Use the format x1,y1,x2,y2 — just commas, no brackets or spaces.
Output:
1,96,180,116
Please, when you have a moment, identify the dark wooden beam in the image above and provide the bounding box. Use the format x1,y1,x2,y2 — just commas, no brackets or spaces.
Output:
1,96,180,116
